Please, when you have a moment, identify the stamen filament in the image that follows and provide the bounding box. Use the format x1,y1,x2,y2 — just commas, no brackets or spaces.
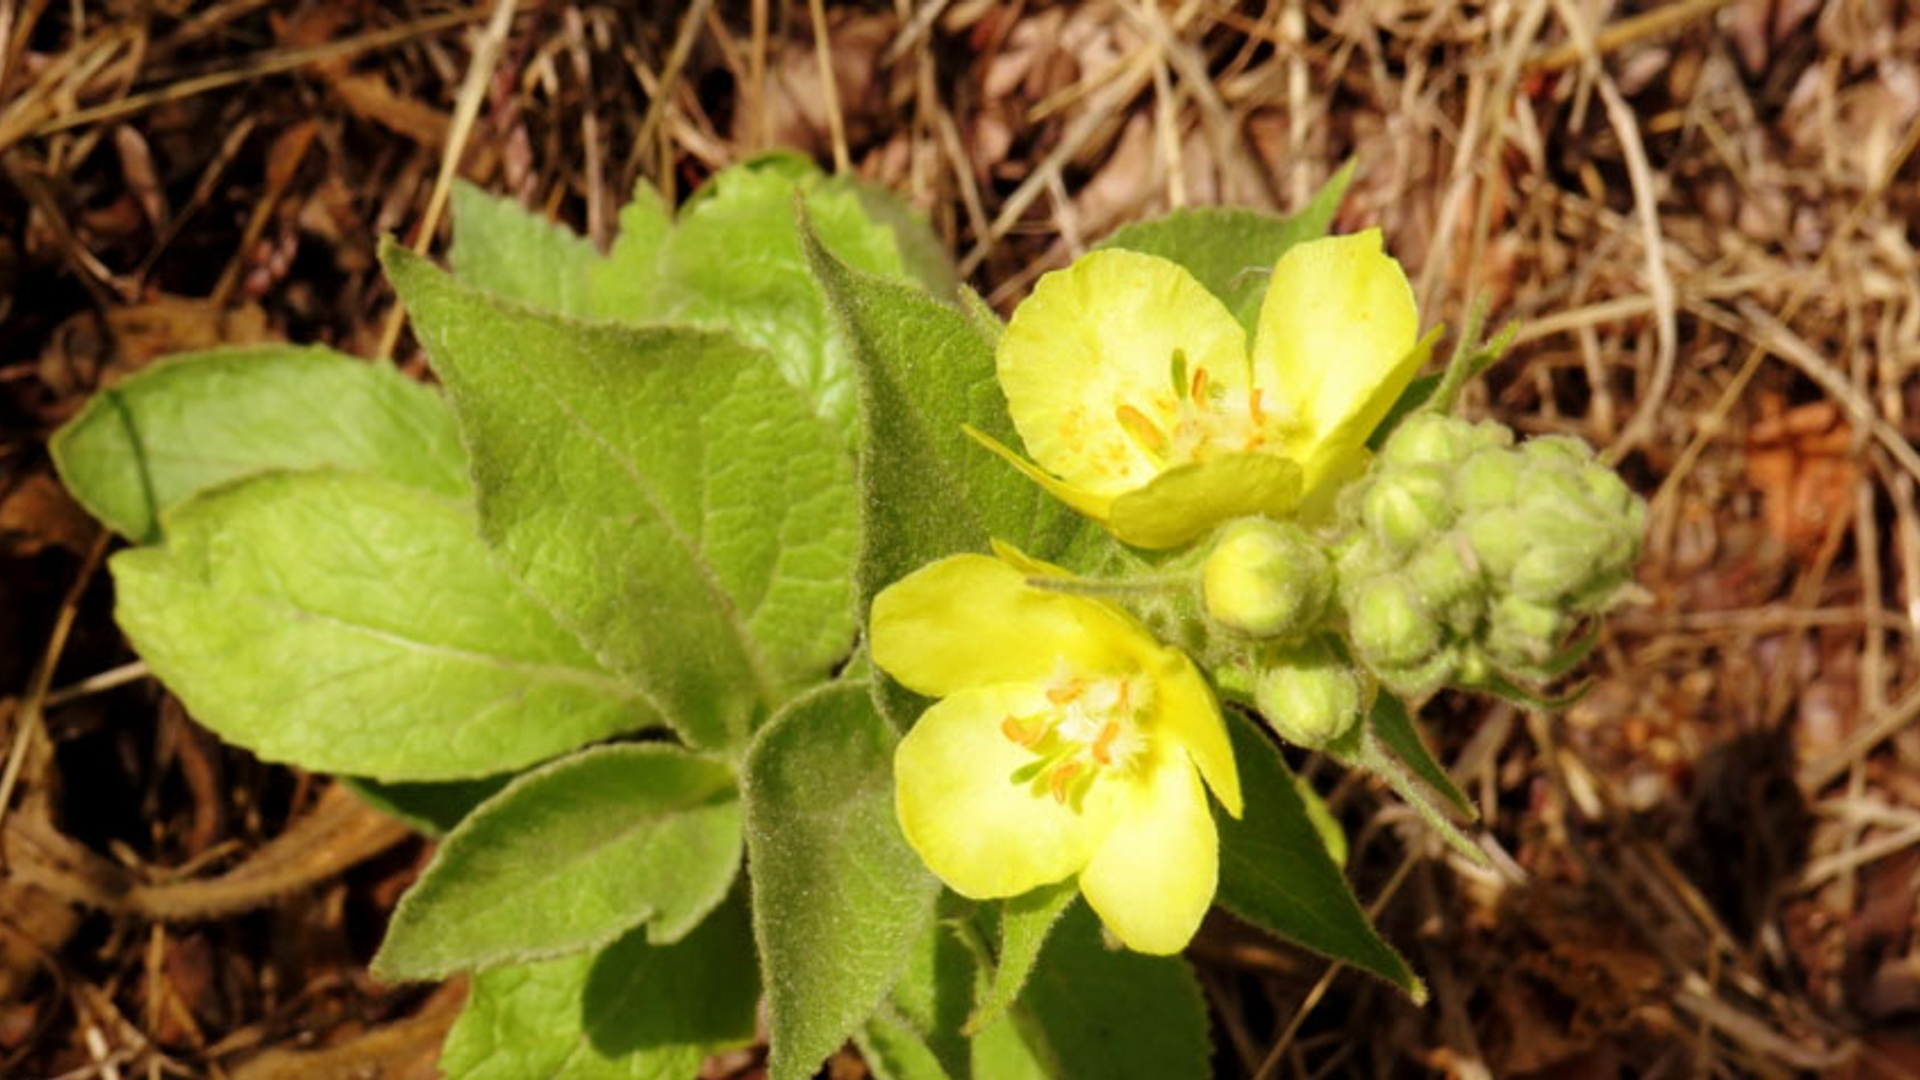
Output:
1115,404,1170,461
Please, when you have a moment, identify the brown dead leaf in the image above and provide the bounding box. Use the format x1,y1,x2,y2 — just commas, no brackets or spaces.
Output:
229,979,465,1080
36,295,272,400
1745,394,1860,557
0,472,97,557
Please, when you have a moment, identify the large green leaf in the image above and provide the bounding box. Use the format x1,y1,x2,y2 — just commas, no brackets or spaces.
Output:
979,902,1211,1080
449,182,601,317
861,910,975,1080
1214,710,1423,998
803,221,1121,722
742,682,940,1080
374,744,741,981
447,160,925,436
112,470,655,781
438,892,758,1079
49,345,465,542
1099,161,1354,332
386,244,857,749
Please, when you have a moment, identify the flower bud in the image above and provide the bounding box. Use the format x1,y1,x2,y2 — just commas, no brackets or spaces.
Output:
1253,642,1361,749
1373,641,1461,699
1484,595,1565,667
1349,576,1438,668
1406,535,1481,627
1361,466,1452,553
1452,448,1524,510
1201,519,1333,638
1379,413,1470,468
1462,506,1530,580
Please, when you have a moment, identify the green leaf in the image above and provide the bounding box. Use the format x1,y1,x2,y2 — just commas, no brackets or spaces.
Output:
374,744,740,981
803,219,1116,721
989,902,1211,1080
965,881,1075,1035
49,345,465,543
742,682,940,1080
834,176,960,302
342,774,512,837
111,470,656,781
584,184,674,317
1368,693,1474,819
861,910,976,1080
449,182,601,316
439,891,758,1080
1099,160,1354,332
647,165,911,434
1215,710,1423,999
386,243,857,749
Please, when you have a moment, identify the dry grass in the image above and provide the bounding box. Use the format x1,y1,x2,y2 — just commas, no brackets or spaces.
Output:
2,1,1919,1076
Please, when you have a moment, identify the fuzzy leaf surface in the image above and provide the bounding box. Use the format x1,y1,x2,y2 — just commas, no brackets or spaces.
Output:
387,244,857,748
50,345,465,542
375,744,740,981
438,892,758,1080
1370,692,1475,817
743,682,940,1080
1215,711,1422,997
981,902,1211,1079
111,470,655,781
966,881,1076,1035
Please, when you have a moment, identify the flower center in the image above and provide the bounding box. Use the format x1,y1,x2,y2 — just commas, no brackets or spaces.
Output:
1114,349,1294,469
1000,661,1152,807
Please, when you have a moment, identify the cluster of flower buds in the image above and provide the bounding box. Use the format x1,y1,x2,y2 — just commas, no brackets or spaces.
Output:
1333,413,1646,697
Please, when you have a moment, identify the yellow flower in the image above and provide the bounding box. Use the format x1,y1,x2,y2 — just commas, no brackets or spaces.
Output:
871,547,1242,955
973,230,1439,548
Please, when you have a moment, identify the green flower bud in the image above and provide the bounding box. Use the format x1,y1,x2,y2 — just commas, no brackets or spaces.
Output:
1406,534,1482,628
1361,466,1452,553
1580,464,1637,518
1485,595,1565,666
1511,542,1602,602
1463,506,1530,579
1452,448,1524,510
1374,641,1461,698
1253,641,1361,749
1201,519,1332,638
1349,576,1438,668
1380,413,1470,468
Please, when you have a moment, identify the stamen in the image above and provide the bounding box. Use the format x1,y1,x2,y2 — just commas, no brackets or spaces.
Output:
1091,720,1121,765
1001,715,1044,748
1115,404,1169,459
1249,387,1265,426
1046,681,1082,705
1169,348,1189,400
1190,366,1209,403
1048,761,1084,803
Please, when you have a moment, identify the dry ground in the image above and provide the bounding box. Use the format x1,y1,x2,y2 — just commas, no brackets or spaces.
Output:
2,1,1919,1077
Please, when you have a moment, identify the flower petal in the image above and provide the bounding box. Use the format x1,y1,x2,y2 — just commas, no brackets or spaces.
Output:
895,684,1120,899
870,554,1136,697
999,250,1249,498
1077,754,1218,954
1142,646,1242,817
964,424,1115,524
1252,229,1423,495
1104,454,1302,549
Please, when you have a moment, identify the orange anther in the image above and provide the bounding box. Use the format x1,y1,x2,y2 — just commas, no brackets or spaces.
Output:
1048,761,1084,803
1115,404,1169,457
1046,681,1082,704
1001,715,1042,747
1191,366,1209,402
1249,387,1265,425
1091,720,1121,765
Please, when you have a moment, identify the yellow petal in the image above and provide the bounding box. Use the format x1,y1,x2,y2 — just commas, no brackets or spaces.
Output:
1077,754,1218,954
998,250,1249,498
895,684,1120,899
1252,230,1423,495
1141,646,1242,817
870,554,1135,697
1105,454,1302,549
963,425,1115,524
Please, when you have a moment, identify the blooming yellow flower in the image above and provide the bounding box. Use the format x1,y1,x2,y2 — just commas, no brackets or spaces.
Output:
871,548,1242,954
973,230,1439,548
